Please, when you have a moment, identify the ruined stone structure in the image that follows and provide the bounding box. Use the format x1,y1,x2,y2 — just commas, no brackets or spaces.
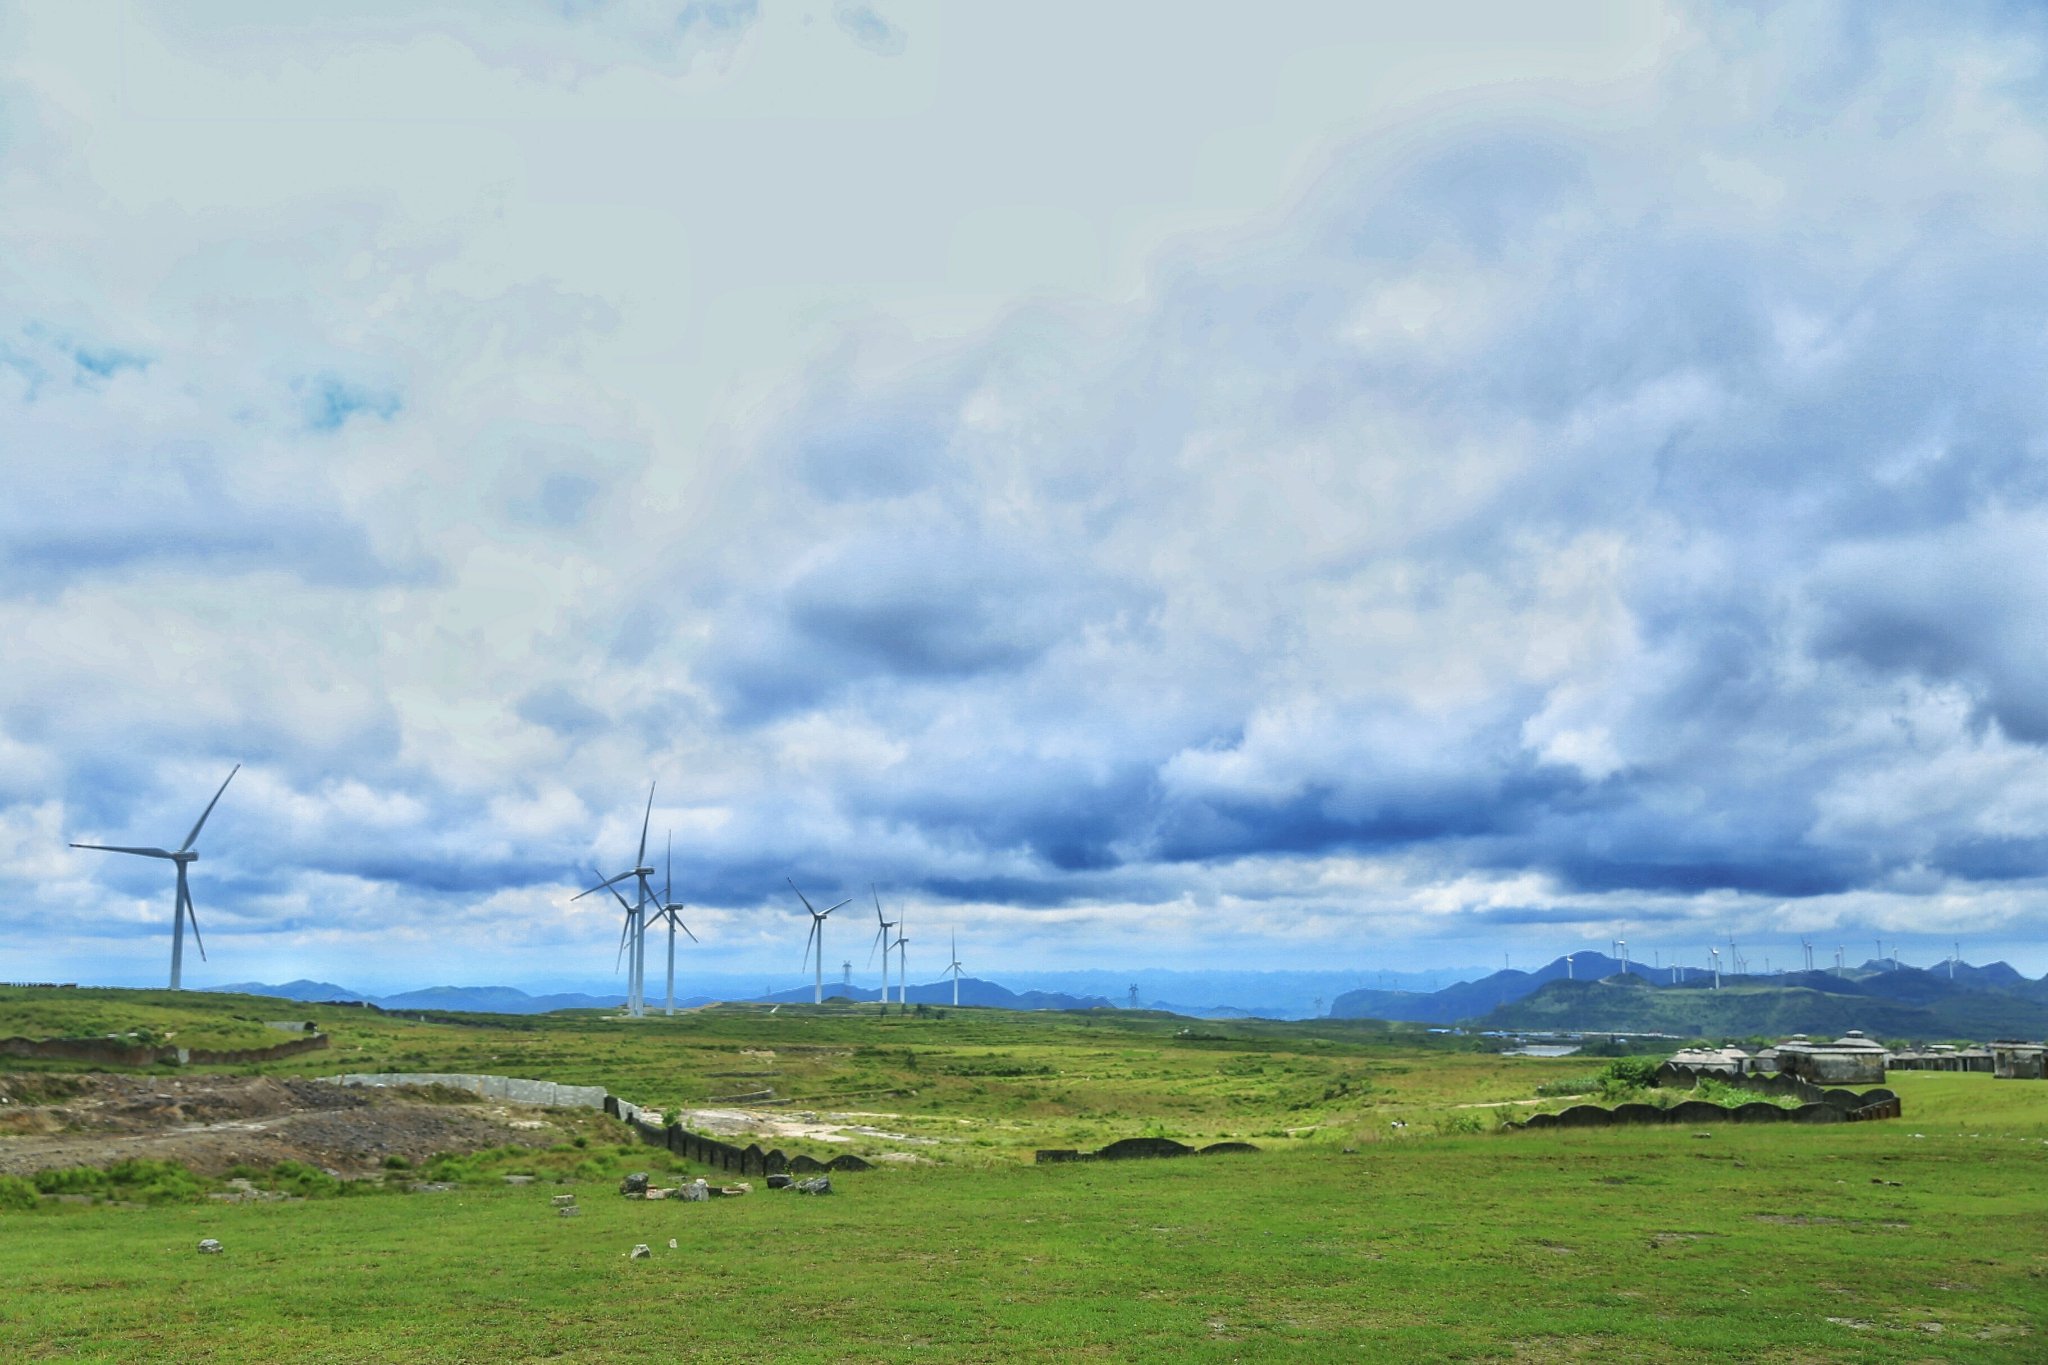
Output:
1991,1041,2046,1080
1889,1045,1994,1073
1770,1031,1888,1085
328,1072,606,1108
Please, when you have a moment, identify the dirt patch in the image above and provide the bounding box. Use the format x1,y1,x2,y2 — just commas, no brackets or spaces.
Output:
0,1073,573,1178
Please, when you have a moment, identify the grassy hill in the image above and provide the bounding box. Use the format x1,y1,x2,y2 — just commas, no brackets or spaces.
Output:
1475,974,2048,1040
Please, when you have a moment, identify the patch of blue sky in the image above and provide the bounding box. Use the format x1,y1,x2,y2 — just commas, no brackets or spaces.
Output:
300,375,402,432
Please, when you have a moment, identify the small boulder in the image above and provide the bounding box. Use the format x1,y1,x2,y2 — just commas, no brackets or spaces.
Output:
551,1194,576,1207
619,1172,649,1197
668,1238,679,1249
557,1205,581,1218
766,1173,794,1189
794,1177,832,1196
629,1244,651,1260
197,1238,223,1255
677,1182,709,1202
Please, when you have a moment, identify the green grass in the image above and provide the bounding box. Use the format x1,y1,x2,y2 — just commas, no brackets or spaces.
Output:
3,988,2046,1360
2,1122,2045,1362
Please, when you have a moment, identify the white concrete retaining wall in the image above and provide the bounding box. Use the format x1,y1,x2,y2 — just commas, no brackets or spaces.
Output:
326,1072,608,1109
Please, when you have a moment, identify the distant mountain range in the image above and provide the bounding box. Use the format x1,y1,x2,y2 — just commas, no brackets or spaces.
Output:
1332,955,2048,1039
214,976,1114,1015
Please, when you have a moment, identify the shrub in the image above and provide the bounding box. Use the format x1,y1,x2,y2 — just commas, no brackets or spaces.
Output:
0,1174,38,1212
268,1160,345,1198
106,1158,204,1204
382,1154,412,1171
34,1166,110,1197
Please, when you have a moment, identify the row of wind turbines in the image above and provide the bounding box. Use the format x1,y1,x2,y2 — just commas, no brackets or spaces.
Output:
66,772,971,1012
562,782,971,1018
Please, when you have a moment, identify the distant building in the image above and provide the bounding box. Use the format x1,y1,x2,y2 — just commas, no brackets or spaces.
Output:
1664,1046,1753,1077
1990,1041,2046,1080
1773,1031,1888,1086
1889,1044,1994,1073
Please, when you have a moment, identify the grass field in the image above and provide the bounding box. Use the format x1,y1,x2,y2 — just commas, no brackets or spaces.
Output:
4,989,2047,1361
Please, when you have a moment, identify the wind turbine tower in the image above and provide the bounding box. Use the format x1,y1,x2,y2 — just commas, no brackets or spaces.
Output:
1951,940,1959,980
946,931,964,1007
69,764,240,991
892,914,909,1007
790,879,851,1005
868,887,896,1015
1709,947,1721,991
1564,953,1574,980
842,960,852,989
645,835,697,1016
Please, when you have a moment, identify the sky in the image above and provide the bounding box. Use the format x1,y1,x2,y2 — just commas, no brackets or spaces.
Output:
4,2,2048,995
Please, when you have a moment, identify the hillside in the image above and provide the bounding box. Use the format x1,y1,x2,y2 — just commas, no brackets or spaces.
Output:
1476,972,2048,1040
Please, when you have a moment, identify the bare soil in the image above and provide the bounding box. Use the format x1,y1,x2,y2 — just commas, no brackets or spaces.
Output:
0,1073,572,1177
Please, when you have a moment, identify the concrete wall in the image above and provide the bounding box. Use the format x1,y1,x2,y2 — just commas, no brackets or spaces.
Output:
329,1072,607,1109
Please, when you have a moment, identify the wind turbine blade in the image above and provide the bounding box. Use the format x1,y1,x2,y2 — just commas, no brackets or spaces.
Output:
572,868,639,901
872,885,886,926
182,880,207,963
180,764,241,853
616,912,633,972
636,783,655,868
822,898,851,918
678,918,698,944
803,918,820,971
868,926,887,966
787,878,818,916
665,833,673,905
70,844,175,859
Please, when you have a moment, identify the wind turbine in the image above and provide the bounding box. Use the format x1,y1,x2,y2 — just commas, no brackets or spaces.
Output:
1801,937,1815,972
1564,953,1575,980
573,784,659,1017
70,764,239,991
790,879,850,1005
1709,947,1721,991
868,886,896,1015
892,913,910,1007
645,835,697,1017
946,931,964,1006
1950,940,1959,980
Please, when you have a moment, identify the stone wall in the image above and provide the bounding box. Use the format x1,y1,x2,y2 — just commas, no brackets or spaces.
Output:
1034,1137,1262,1164
620,1111,873,1174
1509,1086,1900,1131
330,1072,607,1108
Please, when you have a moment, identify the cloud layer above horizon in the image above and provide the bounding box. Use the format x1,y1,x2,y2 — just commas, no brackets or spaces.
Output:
6,2,2048,990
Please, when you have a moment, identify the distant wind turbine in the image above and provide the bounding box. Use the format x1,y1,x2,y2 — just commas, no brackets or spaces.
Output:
946,931,965,1006
892,913,910,1007
573,784,659,1016
70,764,240,991
868,886,896,1016
645,835,697,1016
790,879,851,1005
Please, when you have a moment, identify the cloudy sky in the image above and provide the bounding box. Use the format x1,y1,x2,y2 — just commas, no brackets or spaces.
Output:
5,2,2047,994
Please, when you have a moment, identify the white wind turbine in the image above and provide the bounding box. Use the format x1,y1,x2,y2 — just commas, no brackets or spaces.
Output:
868,886,896,1015
574,784,659,1017
645,835,697,1016
946,930,964,1006
892,912,910,1007
791,879,851,1005
70,764,240,991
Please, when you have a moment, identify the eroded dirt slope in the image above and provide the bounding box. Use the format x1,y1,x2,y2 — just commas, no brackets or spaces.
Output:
0,1073,570,1176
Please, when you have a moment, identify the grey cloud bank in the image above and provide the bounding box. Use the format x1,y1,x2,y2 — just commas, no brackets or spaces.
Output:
5,3,2048,989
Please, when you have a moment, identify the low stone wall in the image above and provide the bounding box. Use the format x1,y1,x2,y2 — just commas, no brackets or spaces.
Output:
1034,1137,1262,1164
1510,1087,1900,1131
619,1110,873,1174
331,1072,607,1109
0,1032,330,1068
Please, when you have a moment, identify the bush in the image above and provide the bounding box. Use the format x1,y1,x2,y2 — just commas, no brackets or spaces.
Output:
106,1158,204,1204
34,1166,110,1197
382,1155,412,1171
0,1174,39,1211
268,1160,345,1199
